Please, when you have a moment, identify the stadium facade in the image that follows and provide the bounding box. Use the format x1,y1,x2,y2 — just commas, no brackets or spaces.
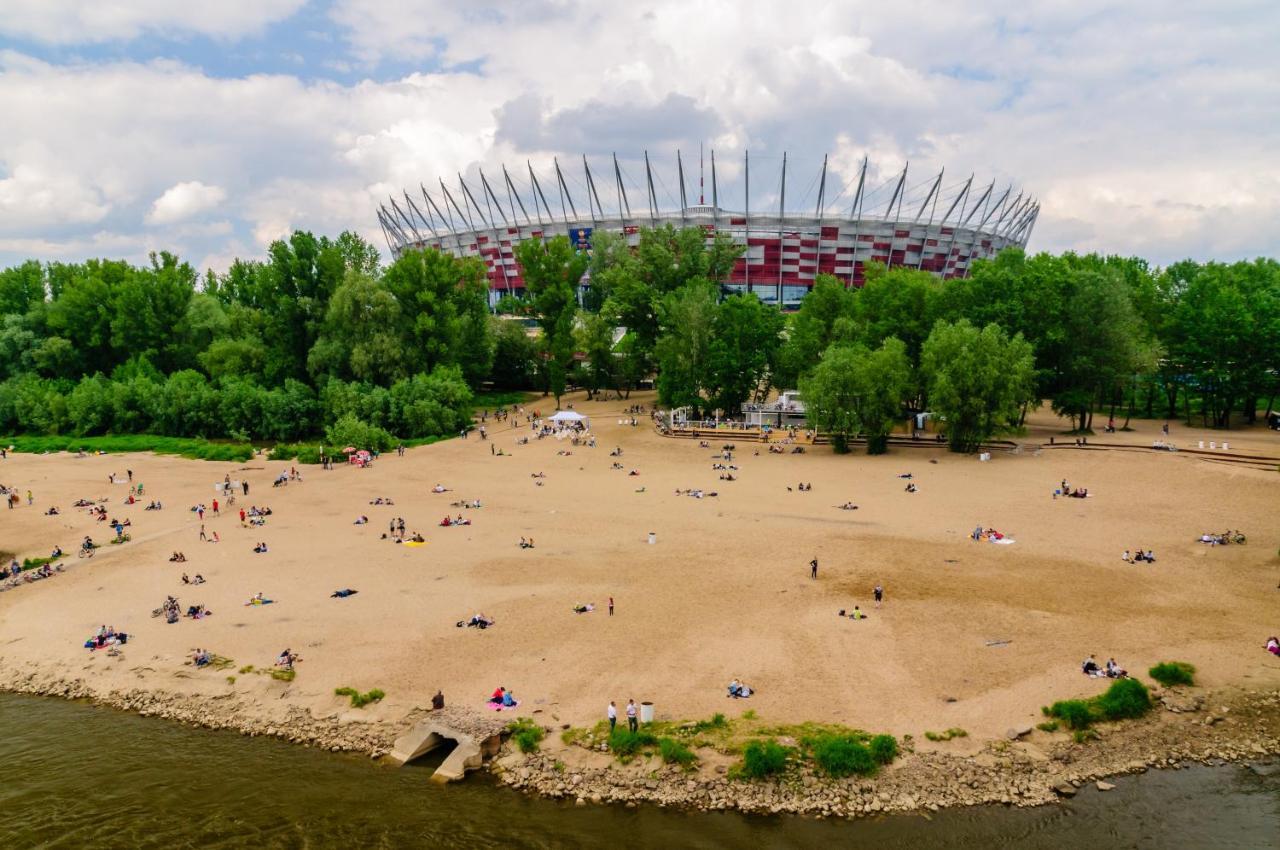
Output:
378,152,1037,307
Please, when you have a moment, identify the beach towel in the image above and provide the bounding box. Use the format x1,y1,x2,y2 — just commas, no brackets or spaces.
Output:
991,538,1016,545
402,541,427,548
244,598,275,606
486,699,520,711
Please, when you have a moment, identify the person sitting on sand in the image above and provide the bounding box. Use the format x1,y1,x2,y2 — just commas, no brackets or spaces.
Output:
276,649,298,669
1122,550,1132,563
1266,637,1280,657
192,574,205,585
354,515,368,525
432,690,445,710
410,532,425,543
519,537,534,549
50,545,63,559
432,484,448,493
489,686,506,704
1082,655,1102,676
330,589,358,598
1105,658,1128,678
440,516,452,527
905,482,917,493
573,603,594,613
192,648,211,667
181,573,190,585
502,689,516,707
253,542,267,553
849,606,866,620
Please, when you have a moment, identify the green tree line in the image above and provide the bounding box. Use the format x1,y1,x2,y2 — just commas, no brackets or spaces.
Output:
1,225,1276,453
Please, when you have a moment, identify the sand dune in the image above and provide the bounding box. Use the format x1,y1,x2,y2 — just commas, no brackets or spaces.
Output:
1,395,1277,742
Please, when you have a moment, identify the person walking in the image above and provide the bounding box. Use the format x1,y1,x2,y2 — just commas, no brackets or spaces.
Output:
608,596,614,616
26,489,33,506
626,699,638,733
212,498,219,516
197,506,204,521
874,583,883,608
127,469,133,482
199,524,207,541
607,701,617,732
810,557,818,580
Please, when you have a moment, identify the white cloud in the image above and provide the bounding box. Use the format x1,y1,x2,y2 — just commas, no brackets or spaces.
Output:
147,181,227,224
0,0,307,44
0,2,1278,270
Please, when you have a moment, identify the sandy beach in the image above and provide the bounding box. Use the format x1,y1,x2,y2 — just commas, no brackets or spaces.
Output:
2,394,1278,748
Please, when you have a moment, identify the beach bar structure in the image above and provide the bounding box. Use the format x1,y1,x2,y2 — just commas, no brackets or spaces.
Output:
378,151,1036,308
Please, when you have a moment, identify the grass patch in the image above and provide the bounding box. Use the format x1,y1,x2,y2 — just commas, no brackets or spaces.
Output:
735,739,789,779
809,734,878,777
924,728,968,742
225,676,236,684
1072,728,1101,744
1036,720,1060,733
1,434,253,462
658,737,698,768
334,686,385,708
268,668,295,682
869,734,899,765
608,728,659,761
238,665,255,674
17,556,56,572
1148,661,1196,688
508,718,546,754
268,443,324,464
1045,679,1153,731
742,709,757,720
472,391,535,411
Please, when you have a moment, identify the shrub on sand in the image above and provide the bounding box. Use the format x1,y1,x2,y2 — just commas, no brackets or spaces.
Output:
737,739,788,779
1148,661,1196,688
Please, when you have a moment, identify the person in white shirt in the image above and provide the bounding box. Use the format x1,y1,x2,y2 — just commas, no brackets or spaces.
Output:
607,701,617,732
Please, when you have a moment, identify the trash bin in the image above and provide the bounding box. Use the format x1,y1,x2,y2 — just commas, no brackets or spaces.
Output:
1222,442,1229,451
640,701,655,724
648,532,656,545
1198,440,1204,449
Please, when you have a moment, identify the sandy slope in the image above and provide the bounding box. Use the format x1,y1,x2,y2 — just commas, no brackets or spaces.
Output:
1,395,1277,742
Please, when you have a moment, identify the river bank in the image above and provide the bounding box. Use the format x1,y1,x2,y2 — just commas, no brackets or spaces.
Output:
3,665,1276,820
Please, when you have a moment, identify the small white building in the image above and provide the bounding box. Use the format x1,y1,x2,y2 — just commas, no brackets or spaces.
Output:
742,391,807,428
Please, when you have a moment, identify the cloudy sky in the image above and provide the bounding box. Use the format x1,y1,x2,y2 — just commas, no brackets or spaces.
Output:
1,0,1276,272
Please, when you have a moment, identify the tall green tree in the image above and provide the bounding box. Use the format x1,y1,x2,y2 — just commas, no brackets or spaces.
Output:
514,235,588,407
801,338,913,454
921,320,1035,453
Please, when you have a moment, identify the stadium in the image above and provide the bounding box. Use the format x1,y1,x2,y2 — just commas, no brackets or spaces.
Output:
378,152,1038,307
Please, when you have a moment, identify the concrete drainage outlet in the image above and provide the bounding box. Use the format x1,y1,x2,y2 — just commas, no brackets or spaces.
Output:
388,722,501,783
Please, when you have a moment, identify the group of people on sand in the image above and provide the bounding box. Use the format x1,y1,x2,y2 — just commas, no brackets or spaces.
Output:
369,496,395,505
85,625,128,651
180,573,205,585
726,679,755,699
459,613,494,629
488,686,518,708
252,541,269,553
1082,655,1127,678
1122,549,1156,563
972,526,1011,542
675,488,717,498
518,537,535,549
1198,530,1246,546
788,482,813,492
1055,478,1089,498
439,514,471,527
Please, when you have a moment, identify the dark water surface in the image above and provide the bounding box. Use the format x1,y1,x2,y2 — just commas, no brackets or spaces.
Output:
1,693,1276,849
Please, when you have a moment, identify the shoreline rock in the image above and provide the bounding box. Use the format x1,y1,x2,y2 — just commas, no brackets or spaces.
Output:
2,669,1276,820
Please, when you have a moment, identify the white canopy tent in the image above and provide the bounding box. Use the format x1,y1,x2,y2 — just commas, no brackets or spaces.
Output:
549,410,590,428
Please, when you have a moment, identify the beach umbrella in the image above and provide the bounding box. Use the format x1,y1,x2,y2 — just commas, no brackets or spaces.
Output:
342,446,357,453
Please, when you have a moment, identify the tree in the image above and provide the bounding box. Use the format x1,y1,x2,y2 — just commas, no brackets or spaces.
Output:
774,274,857,389
576,312,619,399
654,280,719,411
801,338,912,454
921,320,1035,453
704,293,783,414
514,236,587,407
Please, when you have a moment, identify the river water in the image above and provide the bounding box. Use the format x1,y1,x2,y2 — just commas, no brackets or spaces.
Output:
0,693,1276,849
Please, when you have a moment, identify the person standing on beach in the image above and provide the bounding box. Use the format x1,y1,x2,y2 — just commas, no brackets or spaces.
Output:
608,701,617,731
626,699,638,732
199,524,207,541
608,596,614,616
127,469,133,482
810,558,818,580
198,506,204,521
212,498,219,516
874,584,883,608
26,489,33,506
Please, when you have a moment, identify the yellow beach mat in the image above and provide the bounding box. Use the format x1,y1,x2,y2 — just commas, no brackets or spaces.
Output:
402,541,427,548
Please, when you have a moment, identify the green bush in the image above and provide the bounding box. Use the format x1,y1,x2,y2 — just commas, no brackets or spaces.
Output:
324,413,395,453
2,434,253,462
810,735,877,777
1037,720,1060,733
868,734,899,765
1094,678,1151,721
691,712,728,733
608,727,658,758
268,443,323,464
1148,661,1196,688
508,718,545,754
658,737,697,768
738,739,789,779
1047,699,1095,730
334,686,385,708
924,728,968,742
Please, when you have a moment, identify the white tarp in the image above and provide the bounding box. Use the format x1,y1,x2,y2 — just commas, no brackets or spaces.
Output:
549,410,590,427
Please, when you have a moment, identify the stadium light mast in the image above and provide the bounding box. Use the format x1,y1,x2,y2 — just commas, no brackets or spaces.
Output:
421,184,461,252
403,190,438,249
582,156,601,230
699,143,705,205
846,156,868,287
527,162,551,226
439,179,471,235
388,195,421,245
476,169,511,295
710,149,718,223
884,163,908,271
553,157,577,224
777,151,787,304
643,151,658,223
912,168,944,270
744,149,750,296
501,166,529,227
376,209,395,256
939,176,973,276
815,154,828,219
612,153,631,220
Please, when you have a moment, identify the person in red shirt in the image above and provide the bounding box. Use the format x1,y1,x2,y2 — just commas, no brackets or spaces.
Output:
212,499,219,515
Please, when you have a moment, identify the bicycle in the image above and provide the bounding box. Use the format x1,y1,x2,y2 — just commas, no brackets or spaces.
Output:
78,547,95,559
